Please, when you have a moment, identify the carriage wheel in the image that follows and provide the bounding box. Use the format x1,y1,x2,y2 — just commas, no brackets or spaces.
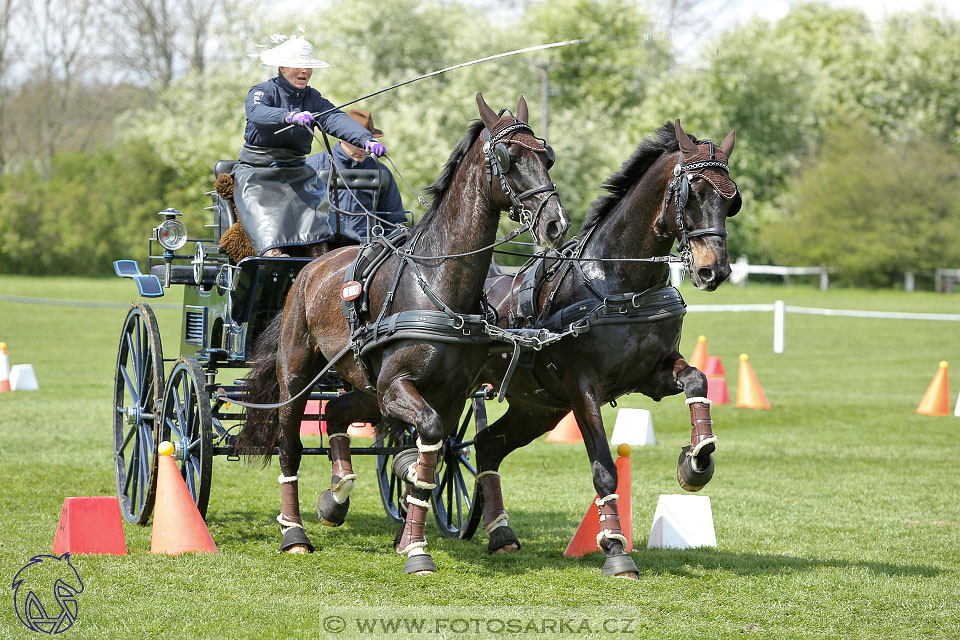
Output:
160,357,213,518
432,395,485,539
113,304,164,525
375,425,416,525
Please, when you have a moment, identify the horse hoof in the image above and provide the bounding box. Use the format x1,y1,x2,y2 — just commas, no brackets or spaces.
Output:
285,544,311,554
403,554,436,575
487,526,521,554
278,526,315,553
318,490,350,527
601,552,638,577
677,445,714,492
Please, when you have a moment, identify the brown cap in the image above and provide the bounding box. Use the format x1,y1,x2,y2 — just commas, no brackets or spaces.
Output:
347,109,383,138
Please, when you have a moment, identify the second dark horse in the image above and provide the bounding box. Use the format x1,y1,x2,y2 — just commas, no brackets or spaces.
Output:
474,119,740,578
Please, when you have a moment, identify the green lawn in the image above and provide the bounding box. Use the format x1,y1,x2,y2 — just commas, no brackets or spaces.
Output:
1,275,958,639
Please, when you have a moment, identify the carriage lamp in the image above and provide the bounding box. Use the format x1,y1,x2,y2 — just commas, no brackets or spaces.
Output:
155,208,188,251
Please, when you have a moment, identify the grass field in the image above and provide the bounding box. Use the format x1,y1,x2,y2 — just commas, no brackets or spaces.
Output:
1,275,959,639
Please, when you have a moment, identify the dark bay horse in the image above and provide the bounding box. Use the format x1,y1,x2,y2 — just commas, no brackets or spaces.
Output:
474,120,739,578
238,93,569,574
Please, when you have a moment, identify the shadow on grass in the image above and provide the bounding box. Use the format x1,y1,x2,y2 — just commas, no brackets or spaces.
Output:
211,507,944,579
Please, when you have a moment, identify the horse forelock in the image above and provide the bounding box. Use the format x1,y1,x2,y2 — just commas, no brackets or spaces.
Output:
581,122,690,233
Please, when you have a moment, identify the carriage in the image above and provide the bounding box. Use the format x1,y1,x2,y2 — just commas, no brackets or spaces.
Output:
110,159,486,539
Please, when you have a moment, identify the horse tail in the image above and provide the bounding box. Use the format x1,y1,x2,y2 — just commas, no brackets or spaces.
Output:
236,311,284,465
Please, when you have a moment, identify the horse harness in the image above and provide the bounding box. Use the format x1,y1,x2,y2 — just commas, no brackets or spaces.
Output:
482,115,559,239
666,140,741,267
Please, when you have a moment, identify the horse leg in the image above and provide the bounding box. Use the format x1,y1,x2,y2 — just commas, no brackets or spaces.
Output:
657,353,717,491
317,391,380,527
474,404,568,554
274,300,319,553
380,378,445,575
566,383,639,579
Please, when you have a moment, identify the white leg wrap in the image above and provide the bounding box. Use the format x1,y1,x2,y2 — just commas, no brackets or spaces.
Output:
595,493,619,507
596,530,629,549
482,512,509,533
416,438,444,452
331,478,354,504
406,495,431,509
278,474,299,484
277,514,303,529
475,470,500,480
414,478,437,490
404,464,418,485
686,396,712,405
328,433,351,441
331,473,358,492
407,546,427,557
398,540,428,555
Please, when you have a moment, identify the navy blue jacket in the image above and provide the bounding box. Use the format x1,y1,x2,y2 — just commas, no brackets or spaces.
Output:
307,143,406,242
244,74,373,155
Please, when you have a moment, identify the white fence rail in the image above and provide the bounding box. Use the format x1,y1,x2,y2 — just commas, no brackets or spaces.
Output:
687,300,960,353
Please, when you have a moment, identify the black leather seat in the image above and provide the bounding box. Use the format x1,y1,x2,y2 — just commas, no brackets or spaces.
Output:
214,160,238,177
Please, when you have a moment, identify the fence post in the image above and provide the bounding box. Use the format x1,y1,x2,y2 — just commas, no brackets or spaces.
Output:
819,265,829,291
669,263,683,288
774,300,784,354
905,271,915,292
936,268,942,293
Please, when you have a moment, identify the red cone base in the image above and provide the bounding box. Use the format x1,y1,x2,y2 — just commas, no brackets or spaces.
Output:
564,453,633,557
52,497,127,555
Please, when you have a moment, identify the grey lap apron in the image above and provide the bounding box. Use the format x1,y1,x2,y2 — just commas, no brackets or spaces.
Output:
232,144,332,255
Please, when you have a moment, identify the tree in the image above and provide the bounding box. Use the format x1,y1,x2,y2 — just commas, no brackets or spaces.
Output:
763,123,960,286
0,0,19,172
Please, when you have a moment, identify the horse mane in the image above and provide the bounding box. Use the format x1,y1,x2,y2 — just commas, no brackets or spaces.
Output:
416,119,486,229
580,122,697,233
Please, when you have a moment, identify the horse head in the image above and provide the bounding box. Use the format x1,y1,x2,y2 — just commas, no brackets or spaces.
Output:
657,119,740,291
476,92,569,248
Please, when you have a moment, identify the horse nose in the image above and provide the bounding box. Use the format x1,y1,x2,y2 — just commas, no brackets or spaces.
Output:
545,219,566,244
697,266,717,286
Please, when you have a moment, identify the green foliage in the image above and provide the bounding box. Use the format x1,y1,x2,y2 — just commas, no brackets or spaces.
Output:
763,123,960,286
4,1,960,278
0,143,196,275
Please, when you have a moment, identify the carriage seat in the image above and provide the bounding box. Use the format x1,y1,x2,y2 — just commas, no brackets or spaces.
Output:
214,160,238,177
318,168,388,191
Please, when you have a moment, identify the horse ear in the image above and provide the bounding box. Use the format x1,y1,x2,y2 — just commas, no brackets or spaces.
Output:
720,129,736,158
674,119,698,155
477,92,499,130
516,95,529,123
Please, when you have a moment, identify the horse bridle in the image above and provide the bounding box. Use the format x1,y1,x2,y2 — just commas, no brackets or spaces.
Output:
665,141,741,267
482,117,559,245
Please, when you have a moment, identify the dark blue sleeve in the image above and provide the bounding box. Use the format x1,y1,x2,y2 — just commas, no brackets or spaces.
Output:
378,170,406,223
305,151,331,174
245,84,287,127
307,91,374,147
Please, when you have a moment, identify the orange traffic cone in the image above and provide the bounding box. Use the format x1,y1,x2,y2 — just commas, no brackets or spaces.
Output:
151,442,218,555
546,411,583,443
564,444,633,557
917,361,950,416
689,335,709,372
707,376,730,405
736,353,770,409
0,342,10,393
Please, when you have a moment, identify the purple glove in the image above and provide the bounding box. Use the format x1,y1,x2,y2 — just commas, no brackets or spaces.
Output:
364,139,386,157
284,111,315,128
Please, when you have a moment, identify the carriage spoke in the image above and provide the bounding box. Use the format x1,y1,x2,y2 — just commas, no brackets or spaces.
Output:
455,466,472,512
457,454,476,477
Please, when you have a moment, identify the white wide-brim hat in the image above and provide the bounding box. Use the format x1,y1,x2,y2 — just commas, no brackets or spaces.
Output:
259,36,329,69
